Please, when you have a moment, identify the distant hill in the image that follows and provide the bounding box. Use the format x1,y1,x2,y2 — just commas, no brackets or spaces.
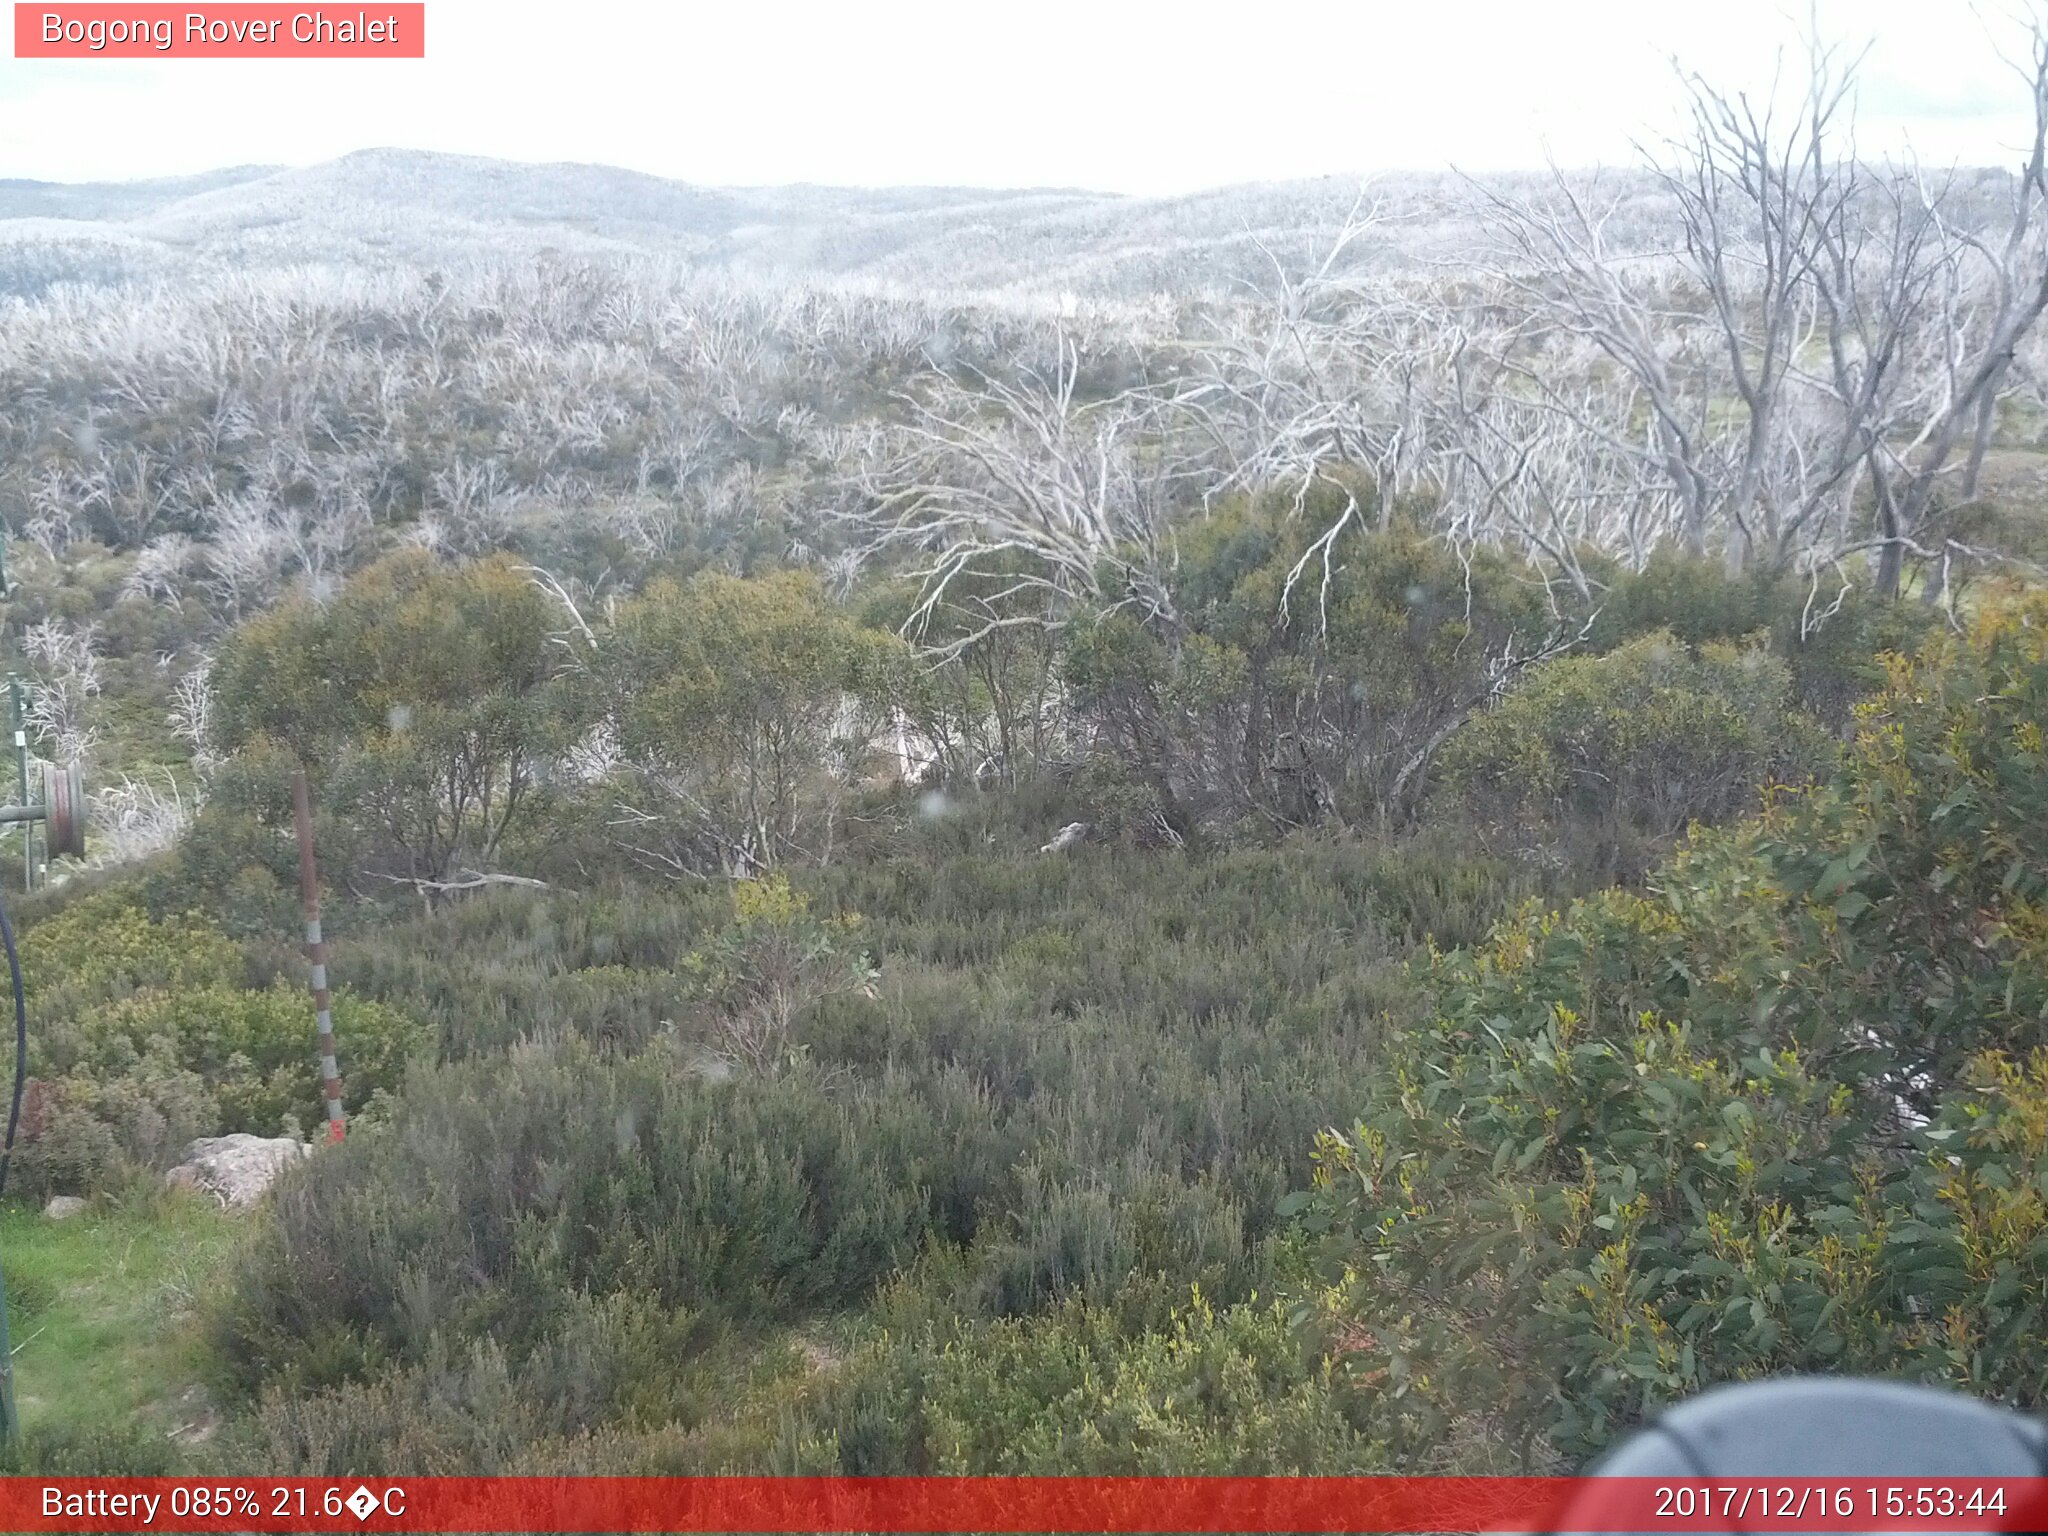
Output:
0,164,281,222
0,147,1693,300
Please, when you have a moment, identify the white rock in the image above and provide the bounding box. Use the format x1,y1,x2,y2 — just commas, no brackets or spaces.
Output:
164,1134,311,1210
42,1195,85,1220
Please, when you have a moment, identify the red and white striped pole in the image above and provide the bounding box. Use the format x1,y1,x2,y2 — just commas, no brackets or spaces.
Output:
291,769,345,1143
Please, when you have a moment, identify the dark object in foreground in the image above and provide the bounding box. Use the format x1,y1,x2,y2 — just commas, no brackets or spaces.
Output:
1590,1378,2048,1475
1551,1377,2048,1534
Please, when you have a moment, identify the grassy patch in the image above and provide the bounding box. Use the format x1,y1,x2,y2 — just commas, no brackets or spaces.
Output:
0,1190,244,1444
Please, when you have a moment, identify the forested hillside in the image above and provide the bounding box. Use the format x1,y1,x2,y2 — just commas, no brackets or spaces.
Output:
1,26,2047,1475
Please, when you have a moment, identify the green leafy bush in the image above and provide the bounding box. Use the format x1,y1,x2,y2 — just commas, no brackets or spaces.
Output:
1593,553,1931,726
211,551,571,883
21,892,242,1012
1437,630,1833,876
11,895,428,1197
788,1286,1382,1473
678,874,875,1075
244,1291,705,1474
214,1039,980,1394
602,571,908,874
1062,495,1564,833
1307,593,2048,1465
77,984,428,1134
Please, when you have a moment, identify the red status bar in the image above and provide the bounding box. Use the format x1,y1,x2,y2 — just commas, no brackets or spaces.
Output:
13,1476,2048,1533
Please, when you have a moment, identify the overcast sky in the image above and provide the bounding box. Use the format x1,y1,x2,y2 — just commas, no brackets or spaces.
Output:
1,0,2042,192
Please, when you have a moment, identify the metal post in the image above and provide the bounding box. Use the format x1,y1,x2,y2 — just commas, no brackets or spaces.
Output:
0,1224,17,1441
291,770,345,1143
0,547,21,1441
0,1239,17,1443
8,680,26,894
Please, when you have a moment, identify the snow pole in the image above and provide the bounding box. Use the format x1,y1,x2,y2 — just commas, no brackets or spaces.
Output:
291,770,345,1143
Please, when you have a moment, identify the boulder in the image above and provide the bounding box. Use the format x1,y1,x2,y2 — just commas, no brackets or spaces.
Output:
164,1134,310,1209
42,1195,85,1220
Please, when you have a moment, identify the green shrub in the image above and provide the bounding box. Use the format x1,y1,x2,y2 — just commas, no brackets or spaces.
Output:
1437,630,1833,876
242,1291,704,1475
677,874,875,1075
214,1040,984,1394
1063,497,1566,832
601,570,908,875
13,1057,217,1200
965,1165,1254,1323
20,892,242,1013
0,1421,191,1476
1306,593,2048,1465
787,1286,1381,1473
1594,553,1931,727
211,552,572,883
10,894,428,1197
83,984,428,1135
323,883,731,1059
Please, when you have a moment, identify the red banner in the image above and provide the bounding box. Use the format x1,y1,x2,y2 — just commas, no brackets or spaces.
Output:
14,4,424,58
9,1476,2048,1533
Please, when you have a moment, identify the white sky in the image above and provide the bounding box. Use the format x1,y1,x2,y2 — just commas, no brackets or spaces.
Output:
0,0,2042,192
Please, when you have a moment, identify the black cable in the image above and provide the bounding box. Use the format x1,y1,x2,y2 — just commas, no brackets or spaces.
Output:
0,881,27,1202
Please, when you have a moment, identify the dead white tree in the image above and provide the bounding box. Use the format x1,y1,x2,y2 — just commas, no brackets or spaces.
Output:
1841,22,2048,596
83,771,192,868
168,656,217,773
197,494,289,619
1463,13,2048,595
1431,328,1674,598
18,619,102,765
122,533,202,608
845,330,1187,653
1167,199,1459,624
